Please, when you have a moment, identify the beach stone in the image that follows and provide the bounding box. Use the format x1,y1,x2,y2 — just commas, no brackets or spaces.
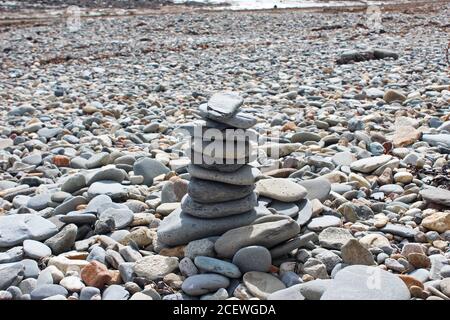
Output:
421,187,450,208
307,216,341,232
23,240,52,260
318,227,354,250
80,287,101,300
0,247,23,264
440,278,450,297
27,193,51,211
381,224,418,238
296,199,313,226
214,219,300,258
188,178,254,203
87,167,125,185
134,255,179,281
298,178,331,202
44,224,77,255
341,239,376,265
181,193,257,218
422,134,450,148
61,174,86,194
184,238,215,260
291,131,321,143
99,208,133,229
421,212,450,233
85,152,110,169
87,181,127,201
321,265,410,300
256,178,307,202
384,89,406,103
298,279,332,300
181,274,230,296
194,256,241,278
359,234,390,248
0,214,58,247
157,207,269,246
30,284,68,300
133,158,170,186
332,151,355,167
269,201,299,217
179,257,198,277
102,285,129,300
394,172,413,184
188,164,260,186
243,271,286,300
80,261,112,288
207,92,243,118
267,284,305,300
232,246,272,273
161,178,188,203
0,264,24,290
199,104,256,129
60,276,85,292
350,155,392,173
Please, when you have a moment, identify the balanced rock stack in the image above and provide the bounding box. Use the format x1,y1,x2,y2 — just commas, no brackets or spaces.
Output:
157,92,270,246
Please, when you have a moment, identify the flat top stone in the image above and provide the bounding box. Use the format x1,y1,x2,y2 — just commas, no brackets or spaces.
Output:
321,265,410,300
23,239,52,259
298,177,331,202
307,215,342,232
256,178,307,202
350,155,392,173
318,227,354,250
0,214,58,248
243,271,286,300
194,256,241,278
420,188,450,207
181,274,230,296
207,92,244,118
188,164,261,186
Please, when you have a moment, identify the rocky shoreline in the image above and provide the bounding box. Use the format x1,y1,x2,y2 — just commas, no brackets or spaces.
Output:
0,2,449,300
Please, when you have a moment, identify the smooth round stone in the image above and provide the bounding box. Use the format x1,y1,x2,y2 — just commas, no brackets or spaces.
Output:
51,191,71,203
23,240,52,260
380,224,418,238
102,284,130,300
298,178,331,202
188,164,260,186
181,193,257,218
60,276,85,292
194,256,241,278
0,264,24,290
307,216,341,232
296,199,313,226
134,255,179,281
181,274,230,296
87,181,127,201
98,208,133,229
0,247,23,264
188,178,255,203
270,232,316,259
53,196,87,215
350,155,392,173
27,193,51,211
59,212,97,225
0,214,58,248
269,201,299,217
85,152,110,169
232,246,272,273
379,184,404,194
243,271,286,300
157,207,270,246
291,131,321,143
87,167,125,185
255,178,307,202
61,174,86,194
214,219,300,258
80,287,101,300
394,172,413,184
133,158,170,186
30,284,68,300
321,265,410,300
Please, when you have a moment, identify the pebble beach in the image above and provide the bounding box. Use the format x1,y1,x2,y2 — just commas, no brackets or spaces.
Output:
0,0,450,301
